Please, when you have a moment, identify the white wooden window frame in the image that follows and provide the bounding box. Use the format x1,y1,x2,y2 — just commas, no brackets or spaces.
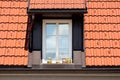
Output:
42,19,72,64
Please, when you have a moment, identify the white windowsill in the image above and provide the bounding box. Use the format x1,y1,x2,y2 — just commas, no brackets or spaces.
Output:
32,63,82,69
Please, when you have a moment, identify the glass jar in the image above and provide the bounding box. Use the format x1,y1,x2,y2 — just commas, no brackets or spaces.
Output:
47,57,52,64
62,58,66,64
67,58,72,63
56,60,60,64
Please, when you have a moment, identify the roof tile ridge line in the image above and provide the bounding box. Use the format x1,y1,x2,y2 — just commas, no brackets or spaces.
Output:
31,2,83,5
0,0,27,1
0,7,26,9
87,1,120,2
0,6,27,9
85,15,120,17
85,39,120,40
0,47,24,48
86,56,120,58
0,55,28,57
0,38,25,40
84,31,120,32
85,39,120,41
0,29,26,31
0,14,27,16
0,22,27,24
87,8,120,9
0,15,27,17
85,48,119,50
86,8,120,9
84,22,120,24
85,47,120,49
84,23,120,24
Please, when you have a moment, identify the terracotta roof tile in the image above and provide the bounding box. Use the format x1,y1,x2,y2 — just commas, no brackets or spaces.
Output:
9,8,19,15
18,24,27,31
85,0,120,66
18,16,27,23
29,0,86,9
8,24,18,31
0,0,120,67
19,9,27,15
86,57,120,66
0,0,28,66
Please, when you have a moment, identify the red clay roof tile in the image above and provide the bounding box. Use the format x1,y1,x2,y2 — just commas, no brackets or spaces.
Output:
0,0,120,67
18,24,27,31
29,0,86,9
0,0,28,66
85,0,120,66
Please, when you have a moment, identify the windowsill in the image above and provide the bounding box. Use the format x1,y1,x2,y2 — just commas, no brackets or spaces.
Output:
32,64,82,69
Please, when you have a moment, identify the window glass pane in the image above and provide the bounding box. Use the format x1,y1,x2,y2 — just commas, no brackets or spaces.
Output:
45,49,56,60
58,49,70,60
46,23,56,35
58,36,69,49
46,36,56,49
59,24,69,35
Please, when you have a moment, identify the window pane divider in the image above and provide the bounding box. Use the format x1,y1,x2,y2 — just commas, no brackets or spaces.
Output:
56,22,59,61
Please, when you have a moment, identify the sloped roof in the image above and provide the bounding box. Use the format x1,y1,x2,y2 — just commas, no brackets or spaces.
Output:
0,0,28,66
0,0,120,67
29,0,86,9
85,0,120,66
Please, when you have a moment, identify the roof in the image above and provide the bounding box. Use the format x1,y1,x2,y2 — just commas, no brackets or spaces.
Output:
0,0,28,66
85,0,120,66
29,0,86,9
0,0,120,67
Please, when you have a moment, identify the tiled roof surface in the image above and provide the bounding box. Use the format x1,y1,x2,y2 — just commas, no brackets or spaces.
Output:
85,0,120,66
0,0,120,67
29,0,86,9
0,0,28,66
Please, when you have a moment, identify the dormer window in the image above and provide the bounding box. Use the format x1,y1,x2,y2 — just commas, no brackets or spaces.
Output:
26,0,87,68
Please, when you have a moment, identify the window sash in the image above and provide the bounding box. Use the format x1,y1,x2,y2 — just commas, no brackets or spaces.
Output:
42,19,72,64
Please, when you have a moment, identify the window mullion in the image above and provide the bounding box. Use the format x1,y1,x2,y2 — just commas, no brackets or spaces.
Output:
44,23,46,62
56,22,59,61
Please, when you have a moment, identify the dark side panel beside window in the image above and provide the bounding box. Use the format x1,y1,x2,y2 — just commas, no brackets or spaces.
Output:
32,18,42,50
72,15,84,51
